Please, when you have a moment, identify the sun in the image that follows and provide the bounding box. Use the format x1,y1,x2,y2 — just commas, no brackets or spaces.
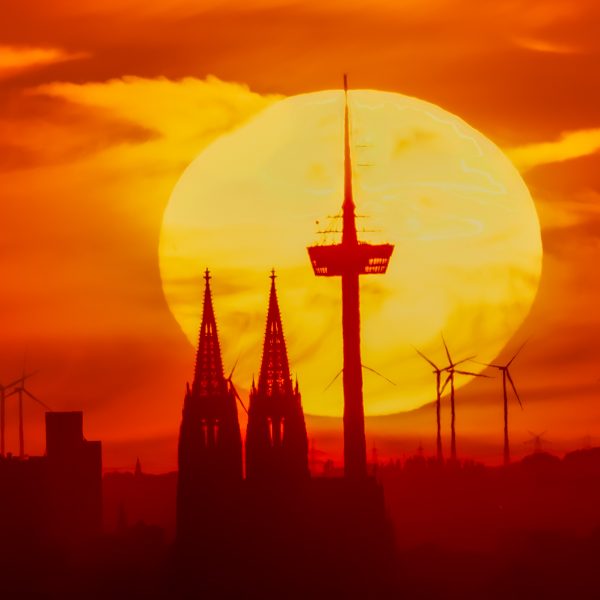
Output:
159,89,542,417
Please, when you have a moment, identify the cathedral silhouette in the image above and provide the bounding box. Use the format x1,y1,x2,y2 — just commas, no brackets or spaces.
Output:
176,268,310,542
176,268,310,525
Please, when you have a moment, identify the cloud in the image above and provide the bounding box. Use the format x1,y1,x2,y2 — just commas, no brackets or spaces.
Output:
0,45,86,79
2,2,599,148
514,37,580,54
35,75,281,136
33,76,282,167
0,94,157,172
0,75,282,349
507,128,600,171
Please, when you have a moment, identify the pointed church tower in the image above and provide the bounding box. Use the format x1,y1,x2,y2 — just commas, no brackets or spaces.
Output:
177,270,242,542
246,271,309,481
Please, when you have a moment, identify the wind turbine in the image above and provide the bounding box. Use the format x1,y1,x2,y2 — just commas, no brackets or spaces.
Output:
7,373,51,458
526,431,549,455
0,375,30,456
0,380,17,457
440,337,488,462
226,359,248,415
414,348,445,462
476,343,526,466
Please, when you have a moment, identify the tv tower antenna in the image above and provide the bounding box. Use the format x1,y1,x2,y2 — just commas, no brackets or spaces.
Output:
307,75,394,480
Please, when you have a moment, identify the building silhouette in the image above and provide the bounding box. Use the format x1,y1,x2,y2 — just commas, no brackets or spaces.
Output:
45,411,103,543
0,411,102,550
246,270,309,482
176,269,243,545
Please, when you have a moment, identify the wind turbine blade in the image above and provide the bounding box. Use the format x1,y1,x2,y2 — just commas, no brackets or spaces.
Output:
23,389,52,411
324,369,343,392
506,370,523,408
471,360,501,369
229,382,248,414
413,346,438,370
440,373,452,395
227,354,241,380
507,339,529,367
441,334,452,365
454,355,476,367
4,371,38,390
362,364,396,386
453,370,492,378
528,430,546,438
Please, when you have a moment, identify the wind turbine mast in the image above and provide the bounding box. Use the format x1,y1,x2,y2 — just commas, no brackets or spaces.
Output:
7,371,50,458
479,343,526,465
18,387,24,458
440,337,485,462
1,382,14,456
0,374,34,456
415,348,444,462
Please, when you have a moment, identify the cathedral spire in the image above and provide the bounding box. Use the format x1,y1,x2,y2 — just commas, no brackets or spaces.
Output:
176,269,243,546
257,269,293,399
246,271,309,482
191,269,226,399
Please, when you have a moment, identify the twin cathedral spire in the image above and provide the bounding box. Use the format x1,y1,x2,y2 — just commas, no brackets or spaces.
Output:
246,270,309,481
177,269,308,531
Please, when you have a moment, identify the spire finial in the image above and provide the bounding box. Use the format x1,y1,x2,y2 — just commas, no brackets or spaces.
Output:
204,268,211,283
270,268,276,282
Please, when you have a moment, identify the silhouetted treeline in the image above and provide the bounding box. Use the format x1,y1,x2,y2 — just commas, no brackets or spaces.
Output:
381,449,600,551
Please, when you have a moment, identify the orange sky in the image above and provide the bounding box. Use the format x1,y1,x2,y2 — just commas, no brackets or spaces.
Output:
1,0,600,471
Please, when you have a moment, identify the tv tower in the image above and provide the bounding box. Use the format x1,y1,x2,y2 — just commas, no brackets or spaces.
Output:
307,76,394,479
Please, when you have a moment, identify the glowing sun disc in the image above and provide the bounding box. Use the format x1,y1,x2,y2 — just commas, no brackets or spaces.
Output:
159,89,542,417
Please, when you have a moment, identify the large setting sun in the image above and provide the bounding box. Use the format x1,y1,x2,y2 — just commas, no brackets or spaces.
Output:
159,88,542,417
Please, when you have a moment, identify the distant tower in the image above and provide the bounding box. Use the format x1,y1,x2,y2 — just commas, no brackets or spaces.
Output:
45,411,102,542
307,75,394,479
245,271,309,482
176,270,243,541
